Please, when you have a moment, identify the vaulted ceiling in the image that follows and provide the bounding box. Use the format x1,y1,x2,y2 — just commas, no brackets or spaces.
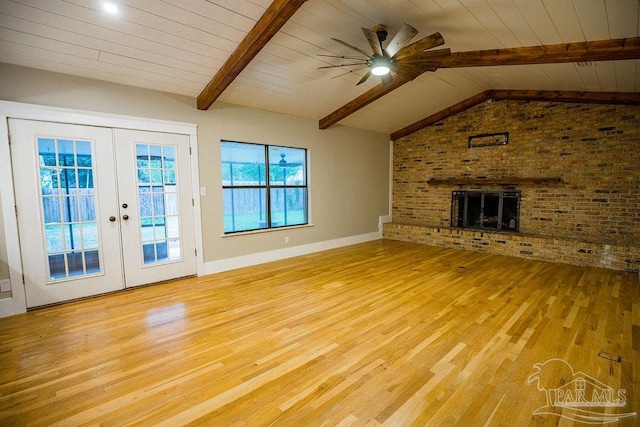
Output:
1,0,639,135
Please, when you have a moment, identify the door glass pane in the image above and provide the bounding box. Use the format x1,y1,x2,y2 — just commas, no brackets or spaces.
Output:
136,143,182,265
38,138,102,281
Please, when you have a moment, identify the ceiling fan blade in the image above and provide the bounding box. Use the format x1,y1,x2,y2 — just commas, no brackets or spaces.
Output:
331,38,372,57
356,70,373,86
385,23,419,57
331,66,368,79
318,62,368,69
396,48,451,63
392,64,423,79
393,32,445,61
317,53,369,60
394,63,438,79
362,28,383,56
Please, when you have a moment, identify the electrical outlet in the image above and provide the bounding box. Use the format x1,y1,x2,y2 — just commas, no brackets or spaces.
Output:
284,237,290,244
200,187,207,196
0,279,10,292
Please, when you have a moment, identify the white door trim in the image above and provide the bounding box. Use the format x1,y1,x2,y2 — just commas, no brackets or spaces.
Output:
0,101,204,317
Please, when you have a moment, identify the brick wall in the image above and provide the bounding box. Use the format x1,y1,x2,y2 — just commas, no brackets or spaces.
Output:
385,100,640,272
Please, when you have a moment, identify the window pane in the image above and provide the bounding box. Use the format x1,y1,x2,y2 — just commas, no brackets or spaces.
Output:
221,142,308,233
38,138,57,166
153,193,166,215
45,225,64,252
268,146,306,186
42,196,61,224
60,196,79,222
162,146,175,168
270,188,307,227
58,140,75,167
76,141,92,167
136,143,181,266
166,216,179,238
77,169,94,188
165,190,178,215
221,141,266,186
40,168,60,191
223,188,267,232
48,254,66,280
167,239,181,261
82,222,98,249
163,170,176,185
85,250,100,274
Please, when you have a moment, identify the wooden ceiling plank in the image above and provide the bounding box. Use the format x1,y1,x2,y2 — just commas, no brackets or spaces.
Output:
541,0,584,43
572,0,610,41
390,89,640,140
614,60,639,92
320,36,640,129
0,13,221,76
605,0,639,39
197,0,308,110
1,1,230,64
0,43,199,92
511,0,560,45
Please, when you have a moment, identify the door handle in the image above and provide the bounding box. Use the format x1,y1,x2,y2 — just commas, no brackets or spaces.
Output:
122,214,130,220
109,216,116,222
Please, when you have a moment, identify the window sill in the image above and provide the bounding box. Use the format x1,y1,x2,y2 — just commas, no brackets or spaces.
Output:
221,223,314,238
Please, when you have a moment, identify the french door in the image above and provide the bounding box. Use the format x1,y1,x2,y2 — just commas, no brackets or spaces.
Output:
10,119,196,308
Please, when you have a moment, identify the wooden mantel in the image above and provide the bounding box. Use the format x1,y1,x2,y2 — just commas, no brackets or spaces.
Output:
427,177,562,185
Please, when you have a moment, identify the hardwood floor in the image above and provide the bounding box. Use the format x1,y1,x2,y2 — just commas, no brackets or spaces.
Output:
0,239,638,426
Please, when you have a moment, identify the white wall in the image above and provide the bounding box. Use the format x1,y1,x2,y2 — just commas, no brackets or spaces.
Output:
0,63,391,314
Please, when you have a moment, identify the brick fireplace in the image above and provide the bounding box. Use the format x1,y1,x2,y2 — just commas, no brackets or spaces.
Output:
383,99,640,272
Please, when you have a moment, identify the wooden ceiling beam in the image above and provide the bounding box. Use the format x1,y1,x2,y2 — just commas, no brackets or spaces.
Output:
319,76,411,130
489,89,640,104
390,91,491,140
319,36,640,130
439,37,640,68
390,90,640,141
197,0,308,111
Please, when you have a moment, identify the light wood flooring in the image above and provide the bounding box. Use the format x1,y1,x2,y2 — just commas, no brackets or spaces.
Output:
1,239,639,426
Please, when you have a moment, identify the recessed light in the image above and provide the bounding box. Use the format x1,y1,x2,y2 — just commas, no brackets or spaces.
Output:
103,2,119,15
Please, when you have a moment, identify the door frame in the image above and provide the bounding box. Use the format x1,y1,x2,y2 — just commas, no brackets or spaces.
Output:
0,101,204,317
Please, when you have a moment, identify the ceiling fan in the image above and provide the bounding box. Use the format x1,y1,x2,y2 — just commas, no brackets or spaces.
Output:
318,24,451,85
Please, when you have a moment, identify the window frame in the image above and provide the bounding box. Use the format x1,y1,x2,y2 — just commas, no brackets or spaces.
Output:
221,141,308,234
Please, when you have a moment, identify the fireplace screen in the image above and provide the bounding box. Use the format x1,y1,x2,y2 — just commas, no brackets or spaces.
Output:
451,190,520,232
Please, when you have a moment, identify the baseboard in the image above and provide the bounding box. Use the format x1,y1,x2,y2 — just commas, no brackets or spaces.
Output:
0,297,25,318
204,232,382,275
378,215,391,232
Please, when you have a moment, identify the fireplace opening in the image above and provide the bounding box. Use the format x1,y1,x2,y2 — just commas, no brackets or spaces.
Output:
451,190,520,232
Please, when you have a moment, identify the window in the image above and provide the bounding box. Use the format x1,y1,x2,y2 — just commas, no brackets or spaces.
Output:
221,141,308,233
451,190,520,232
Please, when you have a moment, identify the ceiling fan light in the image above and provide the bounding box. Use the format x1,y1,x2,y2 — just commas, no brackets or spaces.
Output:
370,57,391,76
